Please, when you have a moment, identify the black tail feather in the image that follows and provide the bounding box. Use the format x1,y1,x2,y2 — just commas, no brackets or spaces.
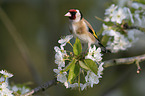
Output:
98,42,111,53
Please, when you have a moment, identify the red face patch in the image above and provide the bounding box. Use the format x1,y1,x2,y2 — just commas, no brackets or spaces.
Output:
69,9,77,13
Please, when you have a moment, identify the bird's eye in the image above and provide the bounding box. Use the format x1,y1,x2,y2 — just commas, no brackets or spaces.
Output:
70,12,76,15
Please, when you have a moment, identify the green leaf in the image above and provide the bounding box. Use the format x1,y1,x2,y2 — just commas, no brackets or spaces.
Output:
84,59,98,75
95,16,105,23
73,38,82,56
101,35,110,46
68,62,80,84
132,0,145,4
79,61,90,70
139,27,145,32
60,59,77,73
97,27,104,37
78,71,81,91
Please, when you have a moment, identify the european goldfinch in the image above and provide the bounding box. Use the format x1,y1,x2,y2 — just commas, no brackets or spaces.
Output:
64,9,109,53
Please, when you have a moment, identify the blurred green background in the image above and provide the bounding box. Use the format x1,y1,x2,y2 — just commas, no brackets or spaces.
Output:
0,0,145,96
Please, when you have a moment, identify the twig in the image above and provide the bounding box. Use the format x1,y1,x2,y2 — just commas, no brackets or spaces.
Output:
103,54,145,68
22,78,57,96
24,54,145,95
123,23,145,32
95,16,105,23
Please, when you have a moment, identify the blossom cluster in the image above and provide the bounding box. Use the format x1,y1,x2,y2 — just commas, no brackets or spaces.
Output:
0,70,13,96
54,0,145,91
54,35,104,90
130,1,145,28
0,70,30,95
102,2,144,53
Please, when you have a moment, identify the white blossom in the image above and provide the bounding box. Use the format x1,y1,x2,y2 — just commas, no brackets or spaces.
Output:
104,17,110,22
0,70,13,78
103,29,130,53
111,8,127,24
131,2,140,9
106,34,132,53
64,62,104,90
126,7,134,23
11,85,19,92
81,62,104,90
0,77,5,82
58,35,73,47
54,46,67,67
134,13,145,28
55,52,65,67
97,62,104,78
105,4,129,24
69,83,79,89
85,45,103,62
116,36,132,50
53,67,67,83
102,23,139,53
141,16,145,28
104,4,118,22
134,14,142,26
102,24,117,36
64,82,84,90
11,85,30,94
103,2,145,52
81,82,91,91
127,30,139,42
0,82,13,96
54,35,104,90
85,71,99,88
131,2,145,10
105,4,118,16
64,81,69,88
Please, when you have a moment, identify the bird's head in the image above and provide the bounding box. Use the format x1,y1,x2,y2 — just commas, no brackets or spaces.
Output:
64,9,83,22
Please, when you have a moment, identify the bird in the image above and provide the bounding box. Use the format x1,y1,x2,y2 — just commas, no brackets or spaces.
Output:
64,9,110,53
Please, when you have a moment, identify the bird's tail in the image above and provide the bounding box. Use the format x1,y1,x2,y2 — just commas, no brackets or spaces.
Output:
98,42,111,53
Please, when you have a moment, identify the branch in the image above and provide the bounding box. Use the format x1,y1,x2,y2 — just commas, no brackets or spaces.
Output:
103,54,145,68
22,54,145,95
123,23,145,32
21,78,57,96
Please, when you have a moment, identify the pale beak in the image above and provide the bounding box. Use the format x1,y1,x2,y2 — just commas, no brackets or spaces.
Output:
64,12,71,17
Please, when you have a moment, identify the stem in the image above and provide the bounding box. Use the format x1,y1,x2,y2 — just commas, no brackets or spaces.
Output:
123,23,145,32
95,16,105,23
103,54,145,68
21,78,57,96
135,60,141,74
68,41,73,48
